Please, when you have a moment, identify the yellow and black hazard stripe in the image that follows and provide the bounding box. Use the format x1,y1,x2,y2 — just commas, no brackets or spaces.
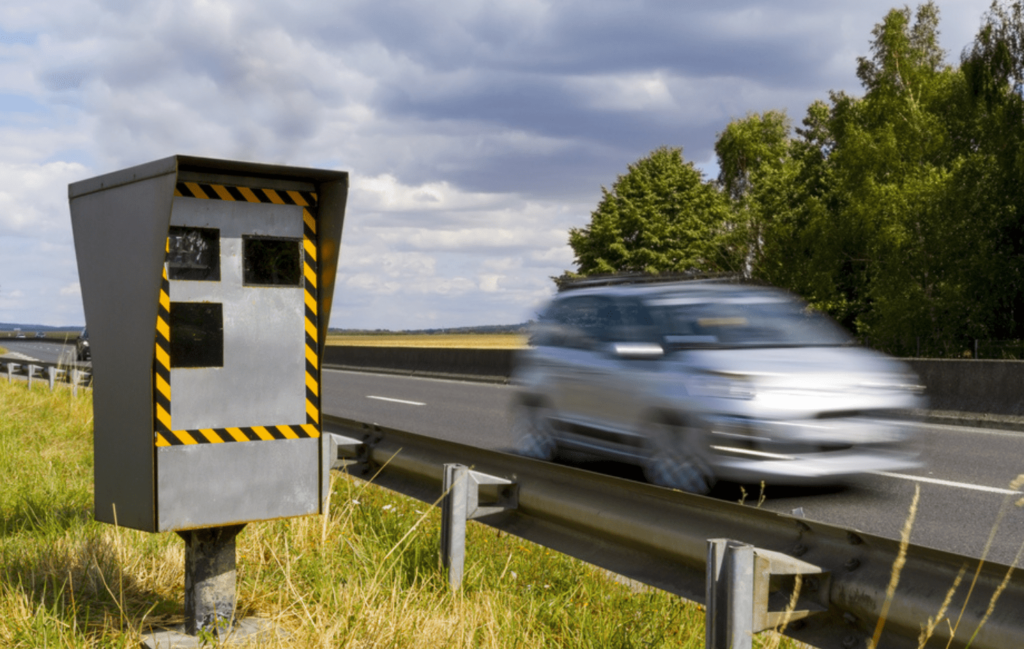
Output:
154,181,321,447
154,243,172,439
157,424,319,446
302,201,319,426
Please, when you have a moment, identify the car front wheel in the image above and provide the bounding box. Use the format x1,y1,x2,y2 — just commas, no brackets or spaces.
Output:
642,419,716,495
511,404,558,461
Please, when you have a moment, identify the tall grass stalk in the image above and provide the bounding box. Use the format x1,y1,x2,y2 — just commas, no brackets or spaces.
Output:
0,380,813,647
943,473,1024,648
869,483,920,649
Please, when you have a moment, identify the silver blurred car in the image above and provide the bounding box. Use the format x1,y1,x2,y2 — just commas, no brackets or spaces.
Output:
511,277,924,494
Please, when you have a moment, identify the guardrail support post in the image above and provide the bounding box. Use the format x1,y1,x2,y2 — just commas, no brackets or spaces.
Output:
441,464,470,589
5,363,11,384
706,539,831,648
71,369,78,397
26,364,34,389
440,463,517,589
707,539,755,649
47,366,56,391
177,524,245,637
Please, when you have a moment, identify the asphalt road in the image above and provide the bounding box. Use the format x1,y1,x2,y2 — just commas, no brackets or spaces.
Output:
7,344,1020,567
323,368,1024,566
0,338,82,365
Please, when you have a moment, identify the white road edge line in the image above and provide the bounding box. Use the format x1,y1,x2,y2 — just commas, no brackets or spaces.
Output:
871,471,1021,496
902,419,1024,437
366,395,426,406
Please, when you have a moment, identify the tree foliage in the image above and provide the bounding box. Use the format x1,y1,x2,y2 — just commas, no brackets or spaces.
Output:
568,1,1024,356
567,147,738,276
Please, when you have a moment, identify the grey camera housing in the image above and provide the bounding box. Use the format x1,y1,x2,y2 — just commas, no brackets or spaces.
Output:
69,155,348,532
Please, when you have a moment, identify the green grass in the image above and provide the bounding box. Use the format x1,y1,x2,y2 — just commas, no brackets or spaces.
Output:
0,380,809,648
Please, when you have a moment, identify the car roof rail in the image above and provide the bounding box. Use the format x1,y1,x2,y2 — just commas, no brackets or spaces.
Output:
554,271,745,292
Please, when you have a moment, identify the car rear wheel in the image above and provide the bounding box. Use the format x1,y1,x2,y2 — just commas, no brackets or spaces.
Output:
512,404,558,461
642,419,716,494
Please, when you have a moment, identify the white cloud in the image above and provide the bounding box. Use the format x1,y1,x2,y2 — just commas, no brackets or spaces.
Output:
0,161,88,235
479,275,501,292
570,72,677,112
0,0,995,327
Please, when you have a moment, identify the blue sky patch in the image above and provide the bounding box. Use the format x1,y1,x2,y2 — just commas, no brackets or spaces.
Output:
0,29,36,46
0,93,45,114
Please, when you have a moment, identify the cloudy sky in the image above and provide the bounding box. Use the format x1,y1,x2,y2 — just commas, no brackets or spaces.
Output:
0,0,994,330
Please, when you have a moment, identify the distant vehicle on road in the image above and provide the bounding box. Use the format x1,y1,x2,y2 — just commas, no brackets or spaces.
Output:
511,275,925,494
76,329,90,361
34,331,46,338
15,332,25,339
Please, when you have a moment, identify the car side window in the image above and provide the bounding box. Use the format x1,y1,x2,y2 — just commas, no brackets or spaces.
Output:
537,296,619,349
609,299,659,344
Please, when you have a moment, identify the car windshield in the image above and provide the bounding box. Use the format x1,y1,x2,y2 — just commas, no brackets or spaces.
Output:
646,293,852,348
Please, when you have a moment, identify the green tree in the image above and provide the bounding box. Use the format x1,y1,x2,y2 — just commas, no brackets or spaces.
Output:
822,2,961,345
567,147,738,277
714,110,794,275
959,0,1024,344
717,2,985,349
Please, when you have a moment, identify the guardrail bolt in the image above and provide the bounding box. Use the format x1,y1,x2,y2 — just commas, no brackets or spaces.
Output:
843,612,858,625
842,634,860,648
847,532,863,545
792,543,808,557
844,558,860,571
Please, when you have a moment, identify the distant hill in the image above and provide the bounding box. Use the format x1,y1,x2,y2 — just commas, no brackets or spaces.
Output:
0,323,83,332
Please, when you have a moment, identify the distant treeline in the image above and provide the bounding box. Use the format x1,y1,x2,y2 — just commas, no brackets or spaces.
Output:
0,324,81,332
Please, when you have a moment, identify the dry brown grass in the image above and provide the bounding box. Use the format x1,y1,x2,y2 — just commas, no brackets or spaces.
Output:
327,333,527,349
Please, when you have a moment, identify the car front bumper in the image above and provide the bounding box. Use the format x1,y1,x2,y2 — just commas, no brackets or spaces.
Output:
704,414,920,484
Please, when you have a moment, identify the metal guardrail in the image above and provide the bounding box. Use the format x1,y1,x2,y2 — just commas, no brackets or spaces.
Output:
1,359,91,395
323,413,1024,649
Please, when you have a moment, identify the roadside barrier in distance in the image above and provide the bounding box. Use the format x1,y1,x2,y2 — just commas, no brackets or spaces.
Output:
1,359,91,396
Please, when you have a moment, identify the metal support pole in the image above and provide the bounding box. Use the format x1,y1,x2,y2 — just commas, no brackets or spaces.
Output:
26,365,33,389
71,369,78,397
441,463,469,589
706,539,755,649
47,366,55,391
177,524,245,637
5,363,11,383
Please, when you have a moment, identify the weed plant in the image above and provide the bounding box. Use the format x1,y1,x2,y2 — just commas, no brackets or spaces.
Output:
0,380,808,648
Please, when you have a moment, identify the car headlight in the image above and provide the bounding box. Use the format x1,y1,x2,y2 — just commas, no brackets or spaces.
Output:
693,374,756,400
857,374,925,395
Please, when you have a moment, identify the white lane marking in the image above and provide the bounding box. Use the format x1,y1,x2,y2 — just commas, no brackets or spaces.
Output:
902,420,1024,438
2,352,39,361
872,471,1021,496
324,367,506,389
367,395,426,406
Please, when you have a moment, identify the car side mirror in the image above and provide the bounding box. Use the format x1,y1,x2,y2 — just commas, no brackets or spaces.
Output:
611,342,664,360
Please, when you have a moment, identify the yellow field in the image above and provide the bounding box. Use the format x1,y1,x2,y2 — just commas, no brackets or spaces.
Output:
326,333,527,349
